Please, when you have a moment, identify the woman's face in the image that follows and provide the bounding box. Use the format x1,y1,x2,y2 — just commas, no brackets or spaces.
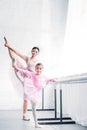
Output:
31,49,39,57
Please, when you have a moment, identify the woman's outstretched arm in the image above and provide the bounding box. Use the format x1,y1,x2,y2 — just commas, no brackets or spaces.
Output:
4,37,28,63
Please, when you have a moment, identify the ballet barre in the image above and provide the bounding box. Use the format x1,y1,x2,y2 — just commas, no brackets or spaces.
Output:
38,82,75,124
38,74,87,125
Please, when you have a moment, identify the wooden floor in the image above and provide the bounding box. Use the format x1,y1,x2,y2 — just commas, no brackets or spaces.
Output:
0,110,87,130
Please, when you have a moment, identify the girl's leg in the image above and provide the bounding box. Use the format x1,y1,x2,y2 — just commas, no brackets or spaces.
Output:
31,101,42,128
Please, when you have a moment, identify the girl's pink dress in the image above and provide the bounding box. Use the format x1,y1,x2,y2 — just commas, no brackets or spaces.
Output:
16,68,53,104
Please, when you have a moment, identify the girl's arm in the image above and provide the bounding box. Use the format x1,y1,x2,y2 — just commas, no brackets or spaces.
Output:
13,63,31,78
4,37,28,63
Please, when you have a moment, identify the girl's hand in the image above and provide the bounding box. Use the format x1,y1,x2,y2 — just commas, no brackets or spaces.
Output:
50,78,58,82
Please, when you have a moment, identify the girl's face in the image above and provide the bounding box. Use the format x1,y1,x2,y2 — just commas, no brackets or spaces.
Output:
31,49,39,57
35,65,43,75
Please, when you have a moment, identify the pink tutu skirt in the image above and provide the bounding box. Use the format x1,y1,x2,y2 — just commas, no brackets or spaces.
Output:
23,77,41,104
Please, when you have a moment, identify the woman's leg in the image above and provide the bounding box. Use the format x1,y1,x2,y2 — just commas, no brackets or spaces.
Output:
23,100,30,121
4,41,30,121
5,47,29,121
4,37,15,63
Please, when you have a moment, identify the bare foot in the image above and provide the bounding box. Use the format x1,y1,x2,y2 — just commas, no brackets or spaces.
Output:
35,124,43,128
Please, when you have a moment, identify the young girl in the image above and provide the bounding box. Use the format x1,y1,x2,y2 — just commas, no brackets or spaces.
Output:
4,37,40,121
13,61,56,128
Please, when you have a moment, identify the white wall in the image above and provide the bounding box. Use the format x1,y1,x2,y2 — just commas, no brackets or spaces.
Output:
0,0,68,110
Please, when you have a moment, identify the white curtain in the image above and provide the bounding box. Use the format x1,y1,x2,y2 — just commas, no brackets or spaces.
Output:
59,0,87,77
56,0,87,126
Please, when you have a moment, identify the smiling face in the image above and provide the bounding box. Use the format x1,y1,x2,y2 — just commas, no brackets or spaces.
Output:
35,63,43,75
31,48,39,57
31,47,40,57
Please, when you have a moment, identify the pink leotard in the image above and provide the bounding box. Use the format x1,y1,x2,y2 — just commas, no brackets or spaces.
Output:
16,68,54,104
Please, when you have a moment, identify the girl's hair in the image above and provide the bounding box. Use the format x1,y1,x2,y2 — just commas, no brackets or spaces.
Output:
32,47,40,52
35,63,43,67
